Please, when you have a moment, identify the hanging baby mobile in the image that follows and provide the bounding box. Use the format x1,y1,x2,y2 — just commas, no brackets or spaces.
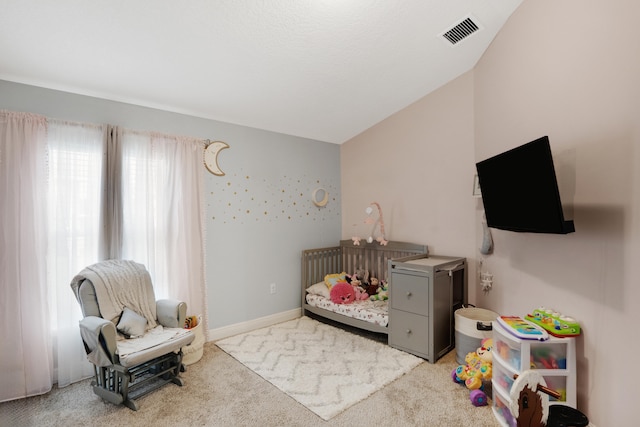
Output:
352,202,388,246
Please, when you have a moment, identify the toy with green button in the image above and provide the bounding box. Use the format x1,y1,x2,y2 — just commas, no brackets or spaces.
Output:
525,307,581,338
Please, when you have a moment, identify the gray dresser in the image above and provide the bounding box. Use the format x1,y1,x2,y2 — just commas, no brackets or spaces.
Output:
388,254,466,362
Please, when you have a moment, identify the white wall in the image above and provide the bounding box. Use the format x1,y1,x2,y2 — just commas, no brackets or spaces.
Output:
342,1,639,425
341,71,478,293
474,1,640,424
0,79,342,330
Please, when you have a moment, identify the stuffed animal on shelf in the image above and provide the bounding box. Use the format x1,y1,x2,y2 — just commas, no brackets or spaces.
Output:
451,338,493,406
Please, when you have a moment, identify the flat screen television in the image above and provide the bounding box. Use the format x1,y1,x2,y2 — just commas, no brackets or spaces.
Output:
475,136,575,234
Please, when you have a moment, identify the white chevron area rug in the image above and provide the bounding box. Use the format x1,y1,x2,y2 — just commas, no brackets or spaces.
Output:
215,316,423,420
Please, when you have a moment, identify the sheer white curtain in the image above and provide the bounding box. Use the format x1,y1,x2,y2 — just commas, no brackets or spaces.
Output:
1,113,207,402
0,111,52,401
120,130,207,325
46,120,106,387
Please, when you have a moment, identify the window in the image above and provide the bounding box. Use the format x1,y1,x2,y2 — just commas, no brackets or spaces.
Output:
46,121,105,385
3,113,206,395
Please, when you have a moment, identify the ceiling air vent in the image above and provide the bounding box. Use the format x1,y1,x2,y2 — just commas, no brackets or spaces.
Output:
441,16,480,45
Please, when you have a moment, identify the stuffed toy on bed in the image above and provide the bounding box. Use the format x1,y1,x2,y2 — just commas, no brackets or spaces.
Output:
370,281,388,301
365,276,380,296
346,268,371,286
330,281,368,304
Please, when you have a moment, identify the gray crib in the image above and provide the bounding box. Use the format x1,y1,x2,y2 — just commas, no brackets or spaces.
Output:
301,239,427,334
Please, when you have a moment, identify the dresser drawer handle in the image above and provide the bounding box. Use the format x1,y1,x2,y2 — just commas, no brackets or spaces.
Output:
406,292,412,297
406,329,412,334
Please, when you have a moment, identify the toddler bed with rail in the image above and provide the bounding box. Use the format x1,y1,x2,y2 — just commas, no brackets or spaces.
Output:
301,239,428,334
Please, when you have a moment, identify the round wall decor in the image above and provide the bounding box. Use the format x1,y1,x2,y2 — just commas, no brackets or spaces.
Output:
312,188,329,207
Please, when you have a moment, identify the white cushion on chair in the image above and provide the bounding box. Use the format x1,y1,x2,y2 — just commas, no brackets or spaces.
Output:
117,327,194,367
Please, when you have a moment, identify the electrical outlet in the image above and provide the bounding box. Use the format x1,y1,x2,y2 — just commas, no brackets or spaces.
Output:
270,283,277,294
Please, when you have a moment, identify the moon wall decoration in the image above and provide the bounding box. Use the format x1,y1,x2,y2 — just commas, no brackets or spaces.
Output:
204,140,229,176
312,188,329,207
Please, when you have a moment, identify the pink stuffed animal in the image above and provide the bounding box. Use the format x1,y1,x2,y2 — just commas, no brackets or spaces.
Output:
330,281,369,304
330,282,356,304
354,286,369,300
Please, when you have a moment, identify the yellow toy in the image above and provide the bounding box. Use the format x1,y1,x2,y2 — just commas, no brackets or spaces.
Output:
184,315,199,329
451,338,493,406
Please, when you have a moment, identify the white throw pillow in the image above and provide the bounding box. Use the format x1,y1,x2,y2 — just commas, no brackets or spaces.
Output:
306,281,331,299
117,307,148,338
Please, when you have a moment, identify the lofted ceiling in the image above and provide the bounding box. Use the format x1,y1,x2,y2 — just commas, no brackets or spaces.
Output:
0,0,523,143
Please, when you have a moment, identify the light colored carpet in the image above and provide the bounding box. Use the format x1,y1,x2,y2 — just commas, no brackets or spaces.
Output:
0,318,501,427
216,316,423,420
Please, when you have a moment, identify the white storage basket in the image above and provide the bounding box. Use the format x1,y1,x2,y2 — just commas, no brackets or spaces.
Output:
182,315,205,365
454,307,498,365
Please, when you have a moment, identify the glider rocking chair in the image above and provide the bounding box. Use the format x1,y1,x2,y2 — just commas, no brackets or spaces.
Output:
70,260,195,410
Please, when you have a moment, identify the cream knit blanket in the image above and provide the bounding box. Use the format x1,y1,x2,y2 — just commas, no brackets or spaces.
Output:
71,260,158,329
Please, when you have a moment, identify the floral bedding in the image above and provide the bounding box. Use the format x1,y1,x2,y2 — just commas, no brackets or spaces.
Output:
305,294,389,327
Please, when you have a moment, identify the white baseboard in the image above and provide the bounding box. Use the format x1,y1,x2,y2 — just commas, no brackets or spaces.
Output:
206,308,301,342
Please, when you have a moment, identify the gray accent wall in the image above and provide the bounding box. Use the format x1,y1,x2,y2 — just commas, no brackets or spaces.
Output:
0,79,341,329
